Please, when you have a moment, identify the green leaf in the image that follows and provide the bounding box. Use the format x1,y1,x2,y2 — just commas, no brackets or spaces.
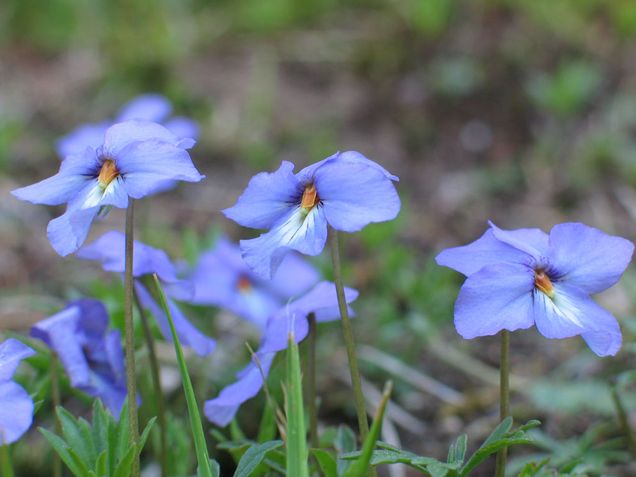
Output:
138,417,157,453
152,274,214,477
460,419,540,477
311,449,338,477
334,425,356,476
113,446,136,477
39,428,87,477
209,459,221,477
285,334,309,477
342,381,393,477
56,407,91,465
257,399,278,443
447,434,467,465
95,450,107,477
233,440,283,477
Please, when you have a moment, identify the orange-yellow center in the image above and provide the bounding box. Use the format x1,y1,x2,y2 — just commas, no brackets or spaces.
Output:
534,270,554,297
301,183,319,209
98,159,119,187
237,276,252,292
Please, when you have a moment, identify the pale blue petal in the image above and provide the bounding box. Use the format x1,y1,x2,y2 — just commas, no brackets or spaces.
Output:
314,159,400,232
103,120,182,155
136,284,216,356
454,263,535,338
116,140,203,199
296,151,399,184
223,161,301,229
0,381,34,444
204,352,275,427
56,123,109,159
117,94,171,123
289,281,358,322
488,221,549,261
0,339,35,382
260,309,310,353
267,252,320,298
534,282,622,356
240,206,328,279
163,117,200,141
435,229,533,277
47,206,100,256
548,223,634,294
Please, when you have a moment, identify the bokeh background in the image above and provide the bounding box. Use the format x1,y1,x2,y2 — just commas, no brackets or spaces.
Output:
3,0,636,475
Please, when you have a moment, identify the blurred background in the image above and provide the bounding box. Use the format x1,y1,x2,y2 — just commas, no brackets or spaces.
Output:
3,0,636,475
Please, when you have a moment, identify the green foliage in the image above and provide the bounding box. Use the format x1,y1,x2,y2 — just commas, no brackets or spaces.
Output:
284,334,309,477
342,418,540,476
233,440,283,477
39,400,155,477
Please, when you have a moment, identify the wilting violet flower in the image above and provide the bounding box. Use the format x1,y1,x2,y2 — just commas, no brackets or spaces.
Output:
57,93,200,159
436,221,634,356
77,231,216,356
204,281,358,426
0,338,35,444
31,299,128,415
12,120,204,256
186,237,320,328
223,151,400,279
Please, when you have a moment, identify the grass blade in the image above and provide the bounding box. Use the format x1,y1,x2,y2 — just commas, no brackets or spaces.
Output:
285,333,309,477
152,274,213,477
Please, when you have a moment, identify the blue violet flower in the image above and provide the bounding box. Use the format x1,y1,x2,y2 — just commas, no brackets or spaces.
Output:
223,151,400,278
0,338,35,444
436,221,634,356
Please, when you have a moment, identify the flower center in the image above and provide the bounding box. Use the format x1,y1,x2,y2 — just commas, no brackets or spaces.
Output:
98,159,119,188
534,269,554,297
237,276,252,293
300,183,319,210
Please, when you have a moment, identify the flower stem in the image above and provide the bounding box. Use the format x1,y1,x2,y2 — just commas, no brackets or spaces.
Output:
495,329,510,477
328,229,370,440
305,313,318,449
51,354,62,477
134,288,168,477
0,445,14,477
124,199,140,477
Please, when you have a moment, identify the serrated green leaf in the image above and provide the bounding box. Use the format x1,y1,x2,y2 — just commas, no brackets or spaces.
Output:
95,450,107,477
335,425,356,476
92,402,109,459
113,445,136,477
39,428,86,477
233,440,283,477
77,417,97,464
447,434,467,465
56,407,91,465
114,401,130,463
311,449,338,477
67,448,93,477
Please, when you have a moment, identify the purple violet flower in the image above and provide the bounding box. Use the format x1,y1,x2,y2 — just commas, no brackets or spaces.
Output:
57,94,200,159
0,338,35,444
185,237,320,328
77,231,216,356
12,120,204,256
223,151,400,279
31,299,129,416
204,281,358,426
435,221,634,356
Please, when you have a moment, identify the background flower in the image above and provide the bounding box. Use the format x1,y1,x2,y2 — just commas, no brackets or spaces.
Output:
77,231,216,356
224,150,400,278
436,221,634,356
31,299,128,415
204,281,358,426
0,338,35,444
185,236,319,328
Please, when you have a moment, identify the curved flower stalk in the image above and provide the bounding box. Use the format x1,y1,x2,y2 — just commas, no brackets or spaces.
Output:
223,151,400,279
31,299,129,416
436,221,634,356
0,339,35,444
185,237,320,328
57,93,199,159
204,281,358,427
12,120,203,256
78,231,216,356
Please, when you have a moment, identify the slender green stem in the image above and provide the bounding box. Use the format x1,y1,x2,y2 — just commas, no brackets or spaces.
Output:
124,200,140,477
151,275,213,477
611,385,636,456
495,330,510,477
51,354,62,477
1,444,14,477
328,229,369,440
134,289,168,477
305,313,318,449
